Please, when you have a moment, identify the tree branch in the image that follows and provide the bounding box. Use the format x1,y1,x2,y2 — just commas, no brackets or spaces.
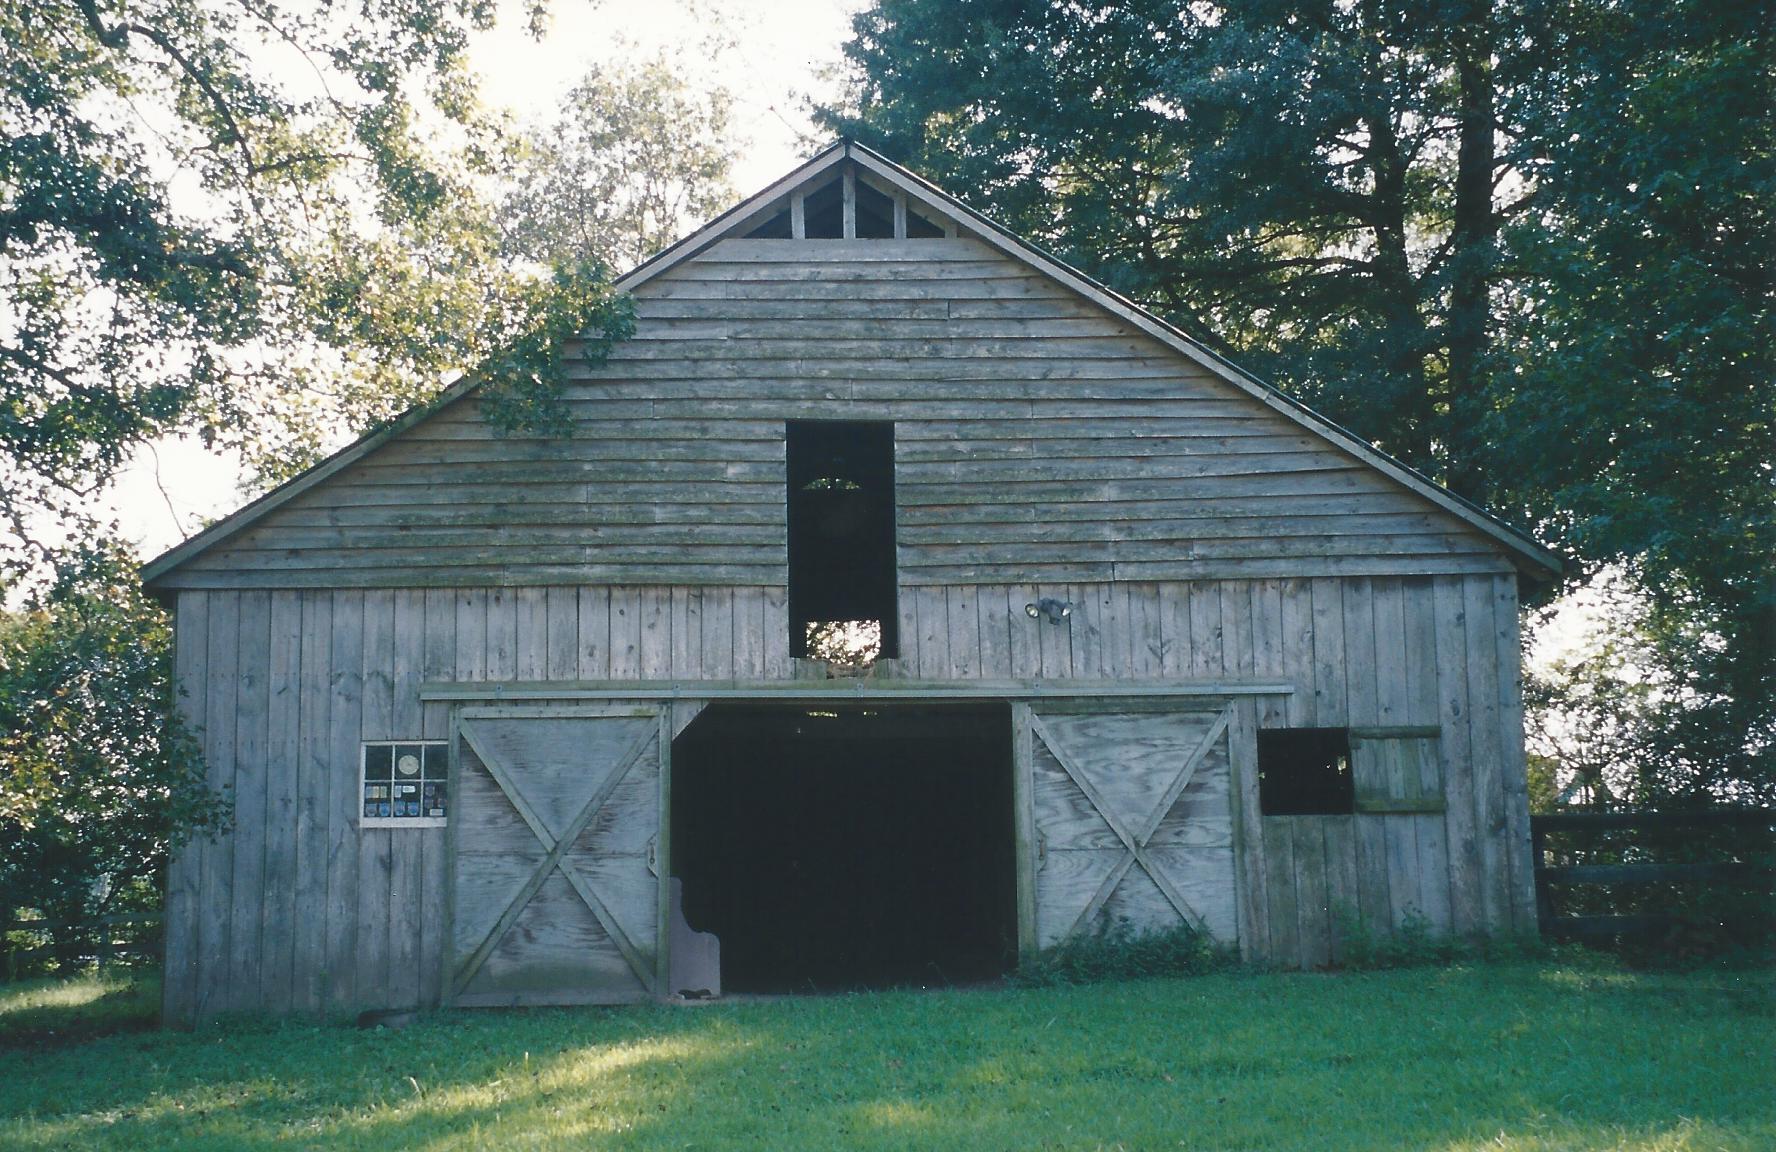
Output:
72,0,257,172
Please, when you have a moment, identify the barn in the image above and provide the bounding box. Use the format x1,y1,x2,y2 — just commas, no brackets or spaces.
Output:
144,140,1561,1023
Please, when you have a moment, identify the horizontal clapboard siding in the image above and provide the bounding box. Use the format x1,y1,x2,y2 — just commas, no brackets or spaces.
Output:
164,237,1511,590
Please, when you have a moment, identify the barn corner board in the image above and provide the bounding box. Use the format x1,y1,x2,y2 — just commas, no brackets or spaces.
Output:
152,141,1552,1023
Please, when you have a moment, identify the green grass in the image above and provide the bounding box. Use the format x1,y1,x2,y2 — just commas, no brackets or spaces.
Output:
1,961,1771,1150
0,968,160,1048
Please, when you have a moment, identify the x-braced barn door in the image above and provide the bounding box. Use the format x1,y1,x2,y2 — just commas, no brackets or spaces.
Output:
448,707,668,1006
1018,703,1240,951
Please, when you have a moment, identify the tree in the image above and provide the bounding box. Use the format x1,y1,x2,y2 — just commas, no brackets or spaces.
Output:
0,547,227,966
500,55,737,272
822,0,1773,802
1499,0,1774,805
0,0,634,555
821,0,1546,502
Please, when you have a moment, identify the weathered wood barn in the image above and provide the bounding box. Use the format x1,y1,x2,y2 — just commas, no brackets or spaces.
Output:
145,141,1560,1023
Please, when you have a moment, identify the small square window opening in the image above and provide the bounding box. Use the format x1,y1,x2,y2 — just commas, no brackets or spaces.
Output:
1257,728,1354,816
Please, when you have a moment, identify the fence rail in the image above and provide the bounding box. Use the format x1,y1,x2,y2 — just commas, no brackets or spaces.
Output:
2,912,164,979
1531,809,1775,943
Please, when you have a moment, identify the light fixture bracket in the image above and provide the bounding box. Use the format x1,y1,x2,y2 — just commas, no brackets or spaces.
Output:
1024,598,1074,625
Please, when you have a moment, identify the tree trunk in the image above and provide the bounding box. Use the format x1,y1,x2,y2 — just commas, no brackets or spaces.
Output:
1446,9,1499,503
1367,107,1434,470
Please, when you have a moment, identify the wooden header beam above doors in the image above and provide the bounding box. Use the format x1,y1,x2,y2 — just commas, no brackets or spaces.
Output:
418,678,1298,703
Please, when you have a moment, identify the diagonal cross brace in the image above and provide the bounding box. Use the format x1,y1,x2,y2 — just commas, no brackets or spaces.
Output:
452,718,660,997
1031,707,1232,940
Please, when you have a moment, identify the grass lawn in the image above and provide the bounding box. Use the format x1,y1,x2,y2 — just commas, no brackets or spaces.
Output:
1,960,1770,1150
0,969,161,1048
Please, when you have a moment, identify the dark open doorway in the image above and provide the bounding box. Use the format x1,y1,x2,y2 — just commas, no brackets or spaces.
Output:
670,703,1017,993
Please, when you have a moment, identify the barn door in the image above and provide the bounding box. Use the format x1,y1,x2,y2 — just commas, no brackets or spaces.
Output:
1021,703,1239,950
448,708,667,1006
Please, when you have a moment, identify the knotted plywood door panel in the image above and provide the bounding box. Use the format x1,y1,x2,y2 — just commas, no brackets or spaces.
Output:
449,709,665,1007
1029,705,1238,949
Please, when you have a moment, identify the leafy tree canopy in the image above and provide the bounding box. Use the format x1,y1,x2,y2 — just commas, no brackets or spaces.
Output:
0,0,637,564
0,546,225,960
0,8,740,925
499,54,736,272
821,0,1772,803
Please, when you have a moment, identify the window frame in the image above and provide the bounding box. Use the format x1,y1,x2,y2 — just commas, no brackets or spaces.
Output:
359,740,450,829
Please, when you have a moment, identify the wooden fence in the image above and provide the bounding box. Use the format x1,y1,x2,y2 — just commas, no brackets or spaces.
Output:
1531,809,1774,943
2,912,164,979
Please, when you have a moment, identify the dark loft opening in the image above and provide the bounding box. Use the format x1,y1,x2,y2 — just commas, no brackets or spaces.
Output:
671,704,1018,992
803,176,844,238
1257,727,1355,815
787,420,898,661
854,179,894,238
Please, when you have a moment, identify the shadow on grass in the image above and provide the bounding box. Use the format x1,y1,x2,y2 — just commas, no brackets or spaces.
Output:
0,969,161,1051
2,963,1772,1151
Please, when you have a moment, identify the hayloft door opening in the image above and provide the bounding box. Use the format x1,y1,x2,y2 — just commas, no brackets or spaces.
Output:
670,703,1016,992
786,421,898,663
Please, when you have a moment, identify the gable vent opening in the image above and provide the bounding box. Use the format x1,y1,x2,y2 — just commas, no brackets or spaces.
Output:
744,168,951,240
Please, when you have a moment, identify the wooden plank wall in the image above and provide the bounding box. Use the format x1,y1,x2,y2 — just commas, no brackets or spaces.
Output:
162,571,1530,1020
157,238,1514,591
164,585,786,1023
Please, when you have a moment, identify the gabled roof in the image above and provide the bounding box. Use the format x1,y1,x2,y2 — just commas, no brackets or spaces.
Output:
143,139,1560,587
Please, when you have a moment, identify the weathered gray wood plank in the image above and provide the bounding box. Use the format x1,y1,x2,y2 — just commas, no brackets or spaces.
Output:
609,587,642,679
947,585,980,678
1433,577,1482,936
1404,578,1453,934
162,591,208,1025
323,591,364,1015
419,589,455,1007
1227,697,1269,961
1321,815,1359,965
1464,575,1509,933
195,590,238,1020
260,591,303,1014
292,589,332,1015
355,591,395,1009
159,229,1520,594
577,587,609,680
1370,579,1421,930
1493,574,1538,933
387,590,425,1010
1278,579,1315,726
1292,817,1331,970
700,588,733,679
1262,816,1299,969
227,591,270,1015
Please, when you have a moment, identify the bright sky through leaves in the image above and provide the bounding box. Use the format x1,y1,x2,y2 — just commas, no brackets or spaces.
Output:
107,0,864,561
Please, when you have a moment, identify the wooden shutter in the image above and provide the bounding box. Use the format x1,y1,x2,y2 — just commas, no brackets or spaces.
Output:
1350,727,1445,814
1022,704,1239,950
448,708,667,1006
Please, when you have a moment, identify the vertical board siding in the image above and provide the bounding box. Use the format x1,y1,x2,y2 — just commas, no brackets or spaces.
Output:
195,591,237,1021
292,591,331,1014
260,592,303,1013
166,570,1530,1018
162,591,207,1024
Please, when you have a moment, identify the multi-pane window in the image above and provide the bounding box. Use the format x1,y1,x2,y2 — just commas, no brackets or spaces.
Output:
361,742,448,826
